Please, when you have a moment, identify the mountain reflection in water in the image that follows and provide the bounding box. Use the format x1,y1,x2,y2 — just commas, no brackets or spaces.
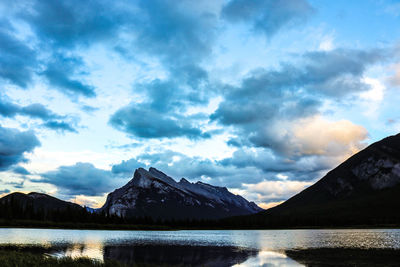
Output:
103,244,258,267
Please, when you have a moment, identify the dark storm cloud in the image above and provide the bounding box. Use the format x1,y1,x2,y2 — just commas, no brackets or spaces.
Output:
0,125,40,171
40,162,117,196
0,20,37,88
221,0,314,38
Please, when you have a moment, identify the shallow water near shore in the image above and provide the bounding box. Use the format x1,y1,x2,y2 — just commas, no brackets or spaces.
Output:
1,228,400,266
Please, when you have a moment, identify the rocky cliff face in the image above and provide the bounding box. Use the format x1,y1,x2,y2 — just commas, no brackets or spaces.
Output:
100,167,262,220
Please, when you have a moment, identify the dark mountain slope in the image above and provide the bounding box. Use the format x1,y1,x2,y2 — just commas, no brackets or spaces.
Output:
228,133,400,227
0,192,82,212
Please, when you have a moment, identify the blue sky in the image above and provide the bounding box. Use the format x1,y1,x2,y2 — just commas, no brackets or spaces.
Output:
0,0,399,208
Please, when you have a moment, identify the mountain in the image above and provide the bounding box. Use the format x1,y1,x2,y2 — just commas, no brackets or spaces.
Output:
100,167,263,220
234,133,400,227
0,192,82,212
0,192,87,223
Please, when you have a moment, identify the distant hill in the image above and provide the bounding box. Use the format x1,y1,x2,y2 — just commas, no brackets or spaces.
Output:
0,192,88,222
0,192,82,212
227,133,400,227
100,167,263,220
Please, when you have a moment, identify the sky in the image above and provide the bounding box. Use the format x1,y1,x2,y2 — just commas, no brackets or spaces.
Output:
0,0,399,209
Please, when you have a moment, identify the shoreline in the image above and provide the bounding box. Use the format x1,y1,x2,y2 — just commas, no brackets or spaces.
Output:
1,220,400,231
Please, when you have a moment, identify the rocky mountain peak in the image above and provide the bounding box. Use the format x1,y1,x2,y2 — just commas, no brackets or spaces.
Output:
101,167,263,220
179,178,190,184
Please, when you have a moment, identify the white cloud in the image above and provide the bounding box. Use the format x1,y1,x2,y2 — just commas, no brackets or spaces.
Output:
292,116,368,159
318,35,334,51
69,195,105,208
243,180,312,199
258,201,284,210
361,77,385,101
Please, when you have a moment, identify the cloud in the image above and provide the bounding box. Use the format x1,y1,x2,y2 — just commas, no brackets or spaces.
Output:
20,103,62,120
129,0,217,68
212,49,383,126
0,96,60,120
81,105,99,113
0,189,10,195
211,48,383,156
242,180,312,202
111,150,266,188
0,96,20,117
221,0,314,38
40,162,117,196
110,79,212,140
258,201,284,210
389,63,400,86
110,102,210,139
0,125,40,171
69,195,99,208
12,1,113,98
111,158,142,175
6,179,25,189
20,0,123,48
42,55,96,98
1,7,98,97
242,116,368,159
290,116,368,157
0,95,78,133
12,166,31,175
109,1,220,140
0,20,37,88
42,121,78,133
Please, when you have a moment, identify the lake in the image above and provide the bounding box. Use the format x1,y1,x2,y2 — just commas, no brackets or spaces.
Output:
1,228,400,266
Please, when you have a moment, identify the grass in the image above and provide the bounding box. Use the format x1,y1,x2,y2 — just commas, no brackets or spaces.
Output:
2,244,400,266
0,250,126,267
0,245,179,267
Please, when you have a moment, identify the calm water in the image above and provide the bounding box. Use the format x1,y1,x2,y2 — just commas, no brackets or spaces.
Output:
1,228,400,266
